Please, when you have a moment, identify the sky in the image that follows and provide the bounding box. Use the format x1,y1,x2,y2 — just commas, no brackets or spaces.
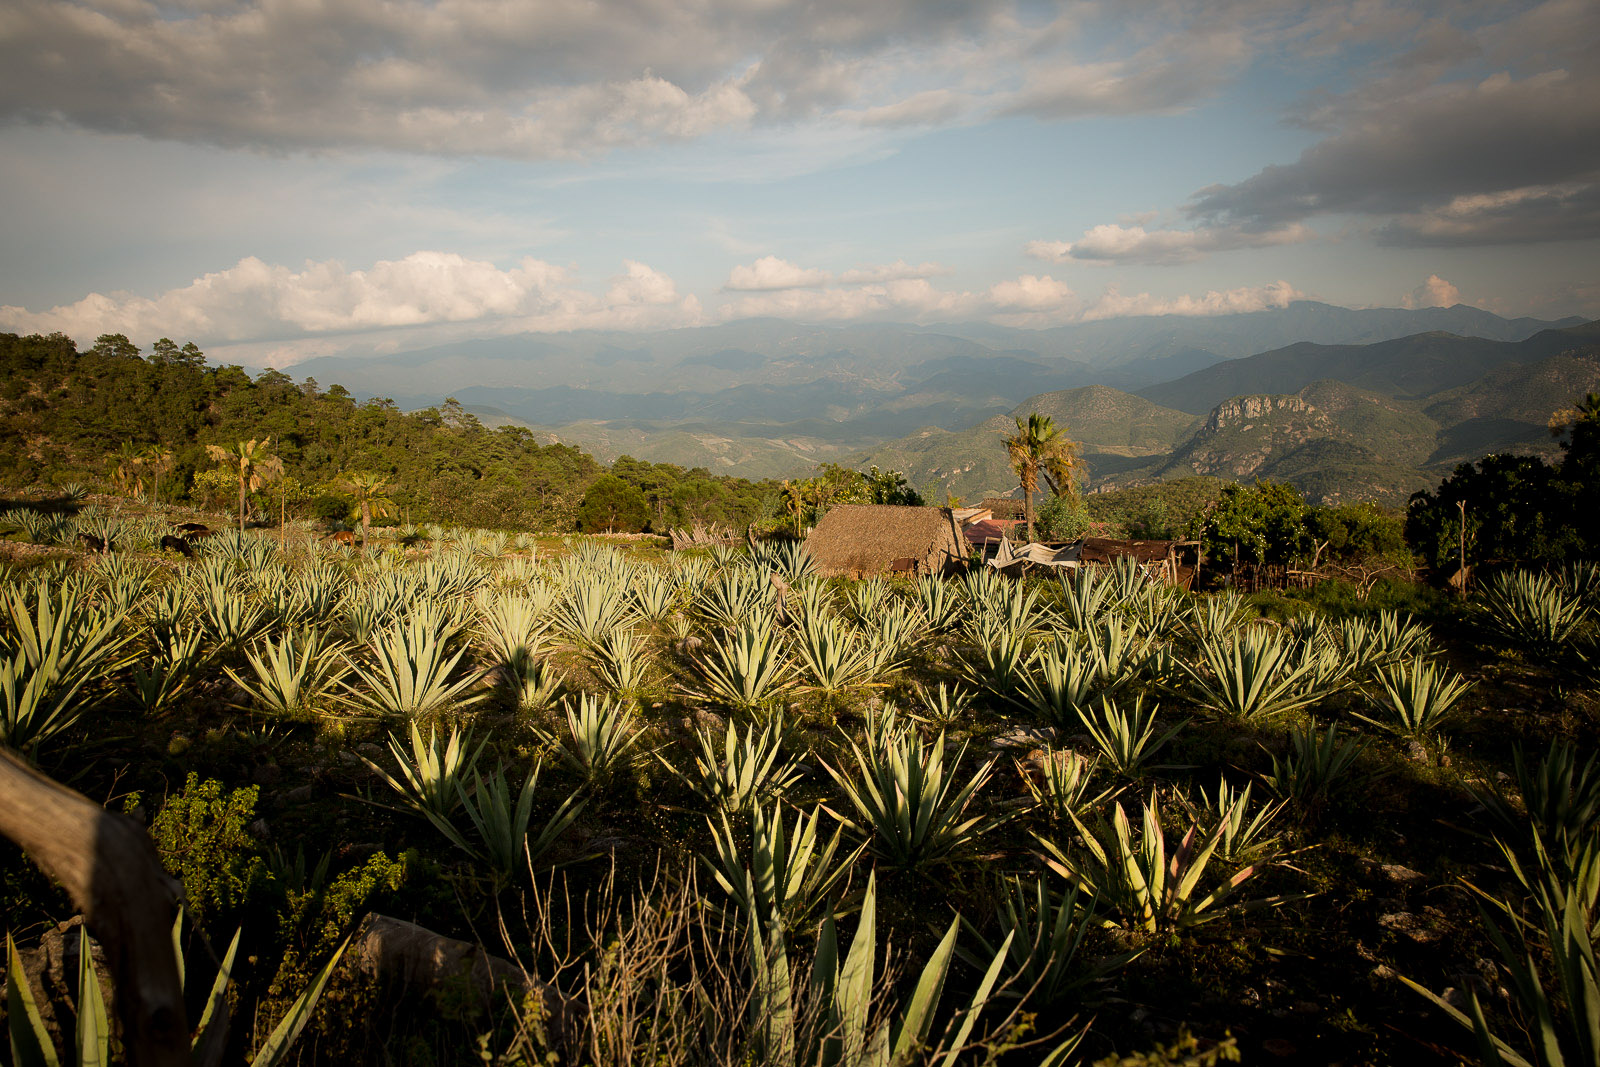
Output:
1,0,1597,368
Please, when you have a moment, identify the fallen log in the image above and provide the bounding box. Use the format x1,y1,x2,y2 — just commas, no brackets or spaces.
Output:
0,748,188,1066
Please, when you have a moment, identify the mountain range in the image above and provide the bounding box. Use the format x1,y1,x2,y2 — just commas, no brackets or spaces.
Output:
261,303,1595,498
856,323,1600,504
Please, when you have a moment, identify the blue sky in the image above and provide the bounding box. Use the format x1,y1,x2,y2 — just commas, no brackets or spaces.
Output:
1,0,1596,367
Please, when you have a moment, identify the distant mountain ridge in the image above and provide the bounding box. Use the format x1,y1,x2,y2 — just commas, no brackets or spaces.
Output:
1137,321,1600,415
266,304,1583,479
857,327,1600,505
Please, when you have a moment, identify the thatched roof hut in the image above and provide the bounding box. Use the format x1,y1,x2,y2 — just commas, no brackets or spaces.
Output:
804,505,968,578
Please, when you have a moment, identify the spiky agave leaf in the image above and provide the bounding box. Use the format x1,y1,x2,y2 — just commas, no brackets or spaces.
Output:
226,628,349,717
1183,626,1322,721
342,614,489,718
693,615,795,710
1357,655,1473,742
824,728,1007,871
664,715,803,815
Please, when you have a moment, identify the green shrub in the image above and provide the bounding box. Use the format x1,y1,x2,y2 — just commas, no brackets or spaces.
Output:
149,772,268,926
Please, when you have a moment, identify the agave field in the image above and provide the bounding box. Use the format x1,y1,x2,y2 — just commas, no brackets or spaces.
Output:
2,499,1599,1066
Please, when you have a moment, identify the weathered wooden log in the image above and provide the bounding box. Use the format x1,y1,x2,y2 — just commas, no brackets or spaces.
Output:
0,748,189,1066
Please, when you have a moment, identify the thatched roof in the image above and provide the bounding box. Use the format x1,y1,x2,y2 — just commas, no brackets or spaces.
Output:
804,504,967,577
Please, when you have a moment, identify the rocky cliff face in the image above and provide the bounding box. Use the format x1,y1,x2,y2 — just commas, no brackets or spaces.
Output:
1203,394,1320,433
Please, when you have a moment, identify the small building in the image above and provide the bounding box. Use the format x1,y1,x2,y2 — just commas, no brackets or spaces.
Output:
804,504,969,578
1076,537,1203,589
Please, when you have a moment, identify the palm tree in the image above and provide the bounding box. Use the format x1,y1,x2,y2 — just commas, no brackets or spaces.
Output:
338,472,395,545
205,438,280,533
141,444,174,506
1004,413,1085,541
110,441,145,498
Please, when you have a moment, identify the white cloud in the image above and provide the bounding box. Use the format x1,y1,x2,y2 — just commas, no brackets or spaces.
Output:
0,251,702,345
987,275,1076,312
1079,281,1305,322
1401,274,1463,309
1025,222,1313,266
724,256,834,291
837,259,951,284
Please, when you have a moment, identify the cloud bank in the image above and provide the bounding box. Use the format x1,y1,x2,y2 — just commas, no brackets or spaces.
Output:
0,252,701,344
0,0,1361,159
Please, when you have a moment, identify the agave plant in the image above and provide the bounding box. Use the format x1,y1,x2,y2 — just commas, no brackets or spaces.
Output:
1038,792,1294,934
475,593,550,669
539,693,644,788
1357,655,1473,744
590,624,654,698
554,575,636,646
1338,610,1433,674
793,611,876,692
1082,617,1151,694
913,573,965,632
824,728,1006,870
961,613,1031,700
1183,627,1322,721
1479,570,1592,655
227,628,349,717
1078,695,1186,780
0,580,132,752
790,577,836,622
1020,747,1115,824
1019,640,1108,729
1403,832,1598,1067
1056,568,1113,630
910,679,978,726
1186,590,1255,644
191,563,268,650
342,614,488,718
1177,777,1286,864
865,601,924,674
665,716,803,815
703,801,855,931
630,569,679,621
457,762,586,879
843,576,893,624
693,565,772,632
509,655,564,712
1260,720,1373,815
362,721,485,830
131,625,208,713
959,877,1133,1008
743,871,1052,1067
6,920,346,1067
1472,741,1600,857
694,615,795,710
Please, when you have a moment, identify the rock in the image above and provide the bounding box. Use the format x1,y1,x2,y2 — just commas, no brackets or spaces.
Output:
252,764,283,786
248,818,271,840
276,784,315,807
338,750,362,767
1379,912,1440,943
1381,864,1426,885
356,742,385,760
1370,964,1397,979
989,726,1056,751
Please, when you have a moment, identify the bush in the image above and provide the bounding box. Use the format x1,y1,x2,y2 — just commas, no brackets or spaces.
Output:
1037,493,1093,541
148,773,268,926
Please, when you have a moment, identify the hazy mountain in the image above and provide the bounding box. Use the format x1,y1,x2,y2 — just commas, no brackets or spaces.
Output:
1137,321,1600,415
857,341,1600,506
266,307,1585,482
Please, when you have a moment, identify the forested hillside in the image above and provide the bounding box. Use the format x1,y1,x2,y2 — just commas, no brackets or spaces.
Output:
0,332,774,532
